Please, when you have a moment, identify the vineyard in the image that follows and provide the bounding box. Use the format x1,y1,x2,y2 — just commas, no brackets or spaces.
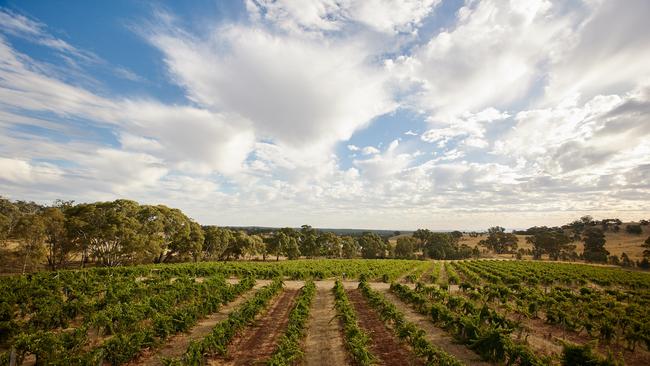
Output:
1,259,649,365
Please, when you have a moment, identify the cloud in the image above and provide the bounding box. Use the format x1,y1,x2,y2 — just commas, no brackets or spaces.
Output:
543,0,650,103
394,0,580,121
404,130,418,136
246,0,440,34
0,157,63,184
421,108,509,148
495,86,650,177
354,139,413,180
0,37,255,176
147,22,395,164
347,144,360,151
361,146,380,155
0,8,84,56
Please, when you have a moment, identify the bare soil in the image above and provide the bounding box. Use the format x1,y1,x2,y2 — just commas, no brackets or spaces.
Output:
209,289,299,365
346,289,423,366
302,288,349,366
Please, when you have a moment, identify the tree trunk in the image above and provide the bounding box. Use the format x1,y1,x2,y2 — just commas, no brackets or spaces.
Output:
22,251,28,274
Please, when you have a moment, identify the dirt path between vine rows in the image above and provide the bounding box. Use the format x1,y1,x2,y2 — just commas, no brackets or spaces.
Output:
346,289,423,366
127,280,272,366
302,288,349,366
438,262,449,285
379,289,492,365
210,288,299,365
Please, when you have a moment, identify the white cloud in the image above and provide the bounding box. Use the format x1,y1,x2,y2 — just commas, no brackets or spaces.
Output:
0,157,63,184
246,0,440,34
421,108,509,148
0,37,255,176
404,130,418,136
496,86,650,177
394,0,579,121
347,144,360,151
543,0,650,104
147,22,396,167
361,146,380,155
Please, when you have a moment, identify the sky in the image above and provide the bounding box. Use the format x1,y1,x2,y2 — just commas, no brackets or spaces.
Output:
0,0,649,230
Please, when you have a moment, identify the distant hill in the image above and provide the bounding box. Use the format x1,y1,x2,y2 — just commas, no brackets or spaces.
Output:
224,226,411,237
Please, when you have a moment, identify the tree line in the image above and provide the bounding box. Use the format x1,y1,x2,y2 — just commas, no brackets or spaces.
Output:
3,197,649,272
0,197,482,272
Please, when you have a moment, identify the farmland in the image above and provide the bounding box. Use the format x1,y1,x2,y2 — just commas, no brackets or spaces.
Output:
1,259,649,365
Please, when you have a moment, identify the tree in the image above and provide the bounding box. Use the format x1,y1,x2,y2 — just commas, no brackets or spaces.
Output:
479,227,518,254
299,225,319,258
394,236,416,259
359,232,385,259
582,227,609,263
626,224,643,235
202,226,233,260
621,252,634,267
423,233,456,259
185,221,204,262
269,228,300,260
13,214,46,273
247,234,265,260
153,205,192,263
318,232,342,258
413,229,432,252
64,203,97,267
222,231,251,260
0,197,21,245
526,228,574,260
282,233,301,260
643,236,650,258
40,207,74,270
341,236,359,258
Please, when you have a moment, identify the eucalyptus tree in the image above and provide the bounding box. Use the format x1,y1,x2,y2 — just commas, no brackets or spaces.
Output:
479,226,518,254
299,225,319,258
202,226,233,260
318,231,342,258
642,236,650,258
40,207,73,270
12,213,46,273
341,236,359,258
582,227,609,263
359,232,386,259
153,205,192,263
526,228,574,260
395,236,417,259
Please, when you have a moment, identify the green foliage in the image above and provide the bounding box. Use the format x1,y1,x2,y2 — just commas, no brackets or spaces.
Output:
479,226,519,254
394,236,417,259
390,282,549,365
561,342,620,366
526,228,574,260
358,232,386,259
333,280,375,365
583,228,609,263
414,230,474,259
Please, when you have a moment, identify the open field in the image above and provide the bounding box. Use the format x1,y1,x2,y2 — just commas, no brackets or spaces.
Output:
1,259,649,365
